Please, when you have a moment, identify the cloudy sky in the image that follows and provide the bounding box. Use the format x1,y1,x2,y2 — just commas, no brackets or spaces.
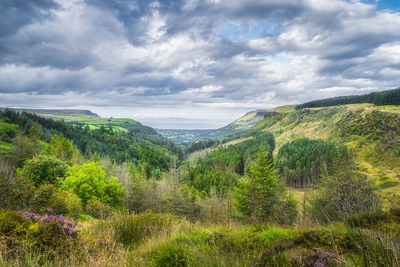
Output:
1,0,400,129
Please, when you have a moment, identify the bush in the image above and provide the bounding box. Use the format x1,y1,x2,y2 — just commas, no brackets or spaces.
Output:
345,211,390,229
293,229,354,251
345,209,400,229
85,197,115,219
0,122,18,141
19,155,67,186
0,210,78,255
291,248,346,267
152,243,188,267
30,184,58,213
309,169,380,223
52,189,83,217
30,184,82,217
0,160,35,210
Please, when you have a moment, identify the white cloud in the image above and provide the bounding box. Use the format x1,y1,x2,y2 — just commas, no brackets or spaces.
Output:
0,0,399,128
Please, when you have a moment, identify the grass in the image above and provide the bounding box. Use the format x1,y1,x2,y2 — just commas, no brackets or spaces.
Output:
269,105,296,115
3,210,399,266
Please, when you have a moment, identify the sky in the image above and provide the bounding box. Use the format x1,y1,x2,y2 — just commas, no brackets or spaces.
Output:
0,0,400,129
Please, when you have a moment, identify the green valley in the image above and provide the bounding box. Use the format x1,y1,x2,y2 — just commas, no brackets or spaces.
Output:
1,88,400,266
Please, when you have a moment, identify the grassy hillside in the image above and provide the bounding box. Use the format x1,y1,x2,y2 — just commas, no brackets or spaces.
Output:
227,103,400,206
1,108,167,143
157,109,267,144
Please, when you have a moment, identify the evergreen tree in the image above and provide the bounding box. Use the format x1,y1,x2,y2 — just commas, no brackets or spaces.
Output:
234,149,297,224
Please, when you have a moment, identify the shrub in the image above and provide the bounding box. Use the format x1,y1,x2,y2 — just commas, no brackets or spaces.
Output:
309,169,380,223
0,210,30,236
0,210,78,255
19,155,67,186
85,197,115,219
293,229,354,251
152,243,188,267
0,122,18,141
345,211,390,229
30,184,58,213
345,209,400,229
291,248,346,267
258,227,294,243
30,184,82,216
0,160,35,210
52,189,83,217
63,162,126,207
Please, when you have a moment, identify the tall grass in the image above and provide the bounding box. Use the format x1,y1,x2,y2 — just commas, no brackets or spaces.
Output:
88,211,185,248
348,229,400,266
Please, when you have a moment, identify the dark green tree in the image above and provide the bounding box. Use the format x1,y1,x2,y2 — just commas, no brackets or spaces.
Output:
234,149,297,224
19,155,68,186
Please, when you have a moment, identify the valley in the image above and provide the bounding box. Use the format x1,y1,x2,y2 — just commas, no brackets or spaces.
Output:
1,88,400,266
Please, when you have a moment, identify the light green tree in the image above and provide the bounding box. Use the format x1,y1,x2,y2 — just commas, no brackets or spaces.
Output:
63,162,126,208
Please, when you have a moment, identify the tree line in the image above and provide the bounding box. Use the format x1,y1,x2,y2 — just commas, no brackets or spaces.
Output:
296,87,400,109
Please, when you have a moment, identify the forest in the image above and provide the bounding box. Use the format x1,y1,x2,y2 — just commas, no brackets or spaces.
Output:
275,138,351,187
296,87,400,109
1,99,400,266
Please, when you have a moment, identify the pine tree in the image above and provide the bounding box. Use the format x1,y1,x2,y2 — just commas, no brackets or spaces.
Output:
234,149,297,224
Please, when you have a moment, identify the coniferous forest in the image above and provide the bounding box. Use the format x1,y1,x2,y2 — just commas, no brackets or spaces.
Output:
296,87,400,109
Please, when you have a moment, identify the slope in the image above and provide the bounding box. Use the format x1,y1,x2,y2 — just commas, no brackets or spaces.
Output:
0,108,166,143
227,103,400,206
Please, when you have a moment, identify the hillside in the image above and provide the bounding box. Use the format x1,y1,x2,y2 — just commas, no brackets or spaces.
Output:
157,109,267,144
1,108,166,143
219,103,400,206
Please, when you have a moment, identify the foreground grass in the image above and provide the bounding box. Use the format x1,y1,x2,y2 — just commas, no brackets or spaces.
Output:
2,210,400,266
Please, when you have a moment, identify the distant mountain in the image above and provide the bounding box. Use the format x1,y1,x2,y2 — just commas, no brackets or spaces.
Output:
0,108,100,118
157,109,268,144
225,109,267,129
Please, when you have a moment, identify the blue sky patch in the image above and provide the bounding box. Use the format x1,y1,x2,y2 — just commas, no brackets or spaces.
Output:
363,0,400,11
216,21,282,41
